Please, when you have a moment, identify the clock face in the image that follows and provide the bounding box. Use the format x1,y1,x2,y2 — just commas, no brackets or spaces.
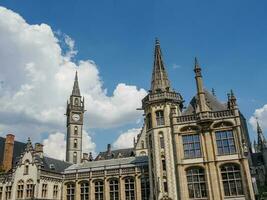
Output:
72,114,80,121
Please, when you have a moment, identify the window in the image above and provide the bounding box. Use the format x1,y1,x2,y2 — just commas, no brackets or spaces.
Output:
66,183,75,200
17,180,24,199
95,181,103,200
156,110,164,126
26,180,34,198
80,182,89,200
221,164,243,197
146,113,152,129
0,186,2,200
163,178,168,193
161,157,166,171
125,177,135,200
73,152,77,164
74,126,78,135
141,177,150,200
141,140,145,149
74,139,78,148
159,133,164,149
216,130,236,155
24,160,30,175
5,186,12,200
41,184,47,198
186,167,207,199
53,185,58,199
109,179,119,200
183,134,201,159
75,98,79,105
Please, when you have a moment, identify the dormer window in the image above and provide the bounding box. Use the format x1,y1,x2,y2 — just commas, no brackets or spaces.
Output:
24,160,29,175
156,110,164,126
49,164,55,170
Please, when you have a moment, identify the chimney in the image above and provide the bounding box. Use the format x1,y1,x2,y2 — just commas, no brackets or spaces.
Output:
82,153,89,163
2,134,15,172
107,144,111,155
89,152,93,161
34,143,44,158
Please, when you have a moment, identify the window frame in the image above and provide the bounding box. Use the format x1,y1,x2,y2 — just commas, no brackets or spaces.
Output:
109,179,119,200
94,180,104,200
80,182,89,200
215,130,236,156
155,110,165,126
66,183,75,200
17,180,24,199
125,177,135,200
182,134,202,159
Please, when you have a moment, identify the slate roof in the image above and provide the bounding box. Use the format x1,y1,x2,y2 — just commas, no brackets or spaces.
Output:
95,148,135,161
183,90,227,115
66,156,148,172
0,137,26,168
36,155,72,173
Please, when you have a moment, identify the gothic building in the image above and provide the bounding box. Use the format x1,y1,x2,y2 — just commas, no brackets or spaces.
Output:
0,39,260,200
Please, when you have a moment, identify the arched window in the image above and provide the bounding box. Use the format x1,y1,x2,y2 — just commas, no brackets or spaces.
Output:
41,183,47,198
125,177,135,200
26,179,34,198
141,177,150,200
140,151,146,156
95,181,104,200
186,167,207,198
141,140,145,149
17,180,24,199
5,186,12,200
156,110,164,126
73,152,77,164
182,134,201,159
75,98,79,105
74,126,78,135
24,160,30,175
109,179,119,200
66,183,75,200
216,130,236,155
146,113,152,129
159,133,164,149
161,156,166,171
80,182,89,200
221,164,243,196
53,185,58,199
74,139,78,148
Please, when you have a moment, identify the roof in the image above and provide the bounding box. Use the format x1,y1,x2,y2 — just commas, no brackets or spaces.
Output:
251,152,264,166
95,148,135,161
0,137,26,168
65,156,148,172
37,155,72,173
183,90,227,115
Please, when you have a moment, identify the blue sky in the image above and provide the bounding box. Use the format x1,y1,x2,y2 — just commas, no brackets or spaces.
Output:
0,0,267,153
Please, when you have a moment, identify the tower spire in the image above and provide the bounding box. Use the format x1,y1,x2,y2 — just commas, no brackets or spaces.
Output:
194,57,207,112
257,120,266,151
150,38,171,93
72,71,81,96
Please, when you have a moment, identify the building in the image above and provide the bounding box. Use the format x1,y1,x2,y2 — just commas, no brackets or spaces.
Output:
0,39,258,200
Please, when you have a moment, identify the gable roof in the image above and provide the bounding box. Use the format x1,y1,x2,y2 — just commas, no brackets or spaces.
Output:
183,90,227,115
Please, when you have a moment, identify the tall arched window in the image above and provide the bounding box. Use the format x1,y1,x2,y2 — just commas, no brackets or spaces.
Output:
141,140,145,149
186,167,207,198
73,152,77,164
53,185,58,199
74,139,78,148
141,177,150,200
80,182,89,200
109,179,119,200
24,160,30,175
26,179,34,198
146,113,152,129
221,164,243,197
17,180,24,199
159,133,164,149
66,183,75,200
163,178,168,193
5,186,12,200
125,177,135,200
74,126,78,135
75,98,79,106
95,180,104,200
161,156,166,171
156,110,164,126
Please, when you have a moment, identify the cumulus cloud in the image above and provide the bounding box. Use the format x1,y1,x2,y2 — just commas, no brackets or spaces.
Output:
249,104,267,132
113,128,141,149
0,6,146,144
43,130,96,160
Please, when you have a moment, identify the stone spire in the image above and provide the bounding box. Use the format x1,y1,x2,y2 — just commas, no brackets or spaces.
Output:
194,57,207,112
72,71,81,96
150,38,171,93
257,120,266,151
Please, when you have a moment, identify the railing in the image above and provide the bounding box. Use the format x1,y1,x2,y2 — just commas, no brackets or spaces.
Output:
176,110,235,123
143,91,182,103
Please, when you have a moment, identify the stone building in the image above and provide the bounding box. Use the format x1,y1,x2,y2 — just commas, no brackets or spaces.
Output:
0,39,259,200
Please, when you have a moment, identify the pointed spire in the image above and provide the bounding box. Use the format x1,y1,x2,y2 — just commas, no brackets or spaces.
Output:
72,71,81,96
256,119,267,151
151,38,171,93
194,57,207,112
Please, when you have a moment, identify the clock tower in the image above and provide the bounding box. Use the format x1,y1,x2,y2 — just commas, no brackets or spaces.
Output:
66,71,85,164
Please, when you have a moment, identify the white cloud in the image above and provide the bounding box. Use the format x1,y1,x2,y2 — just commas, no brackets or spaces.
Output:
172,63,182,69
43,130,96,160
0,6,147,143
249,104,267,132
113,128,141,149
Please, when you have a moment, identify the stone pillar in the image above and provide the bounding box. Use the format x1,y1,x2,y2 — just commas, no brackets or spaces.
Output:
75,180,79,200
2,134,15,172
135,174,141,200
